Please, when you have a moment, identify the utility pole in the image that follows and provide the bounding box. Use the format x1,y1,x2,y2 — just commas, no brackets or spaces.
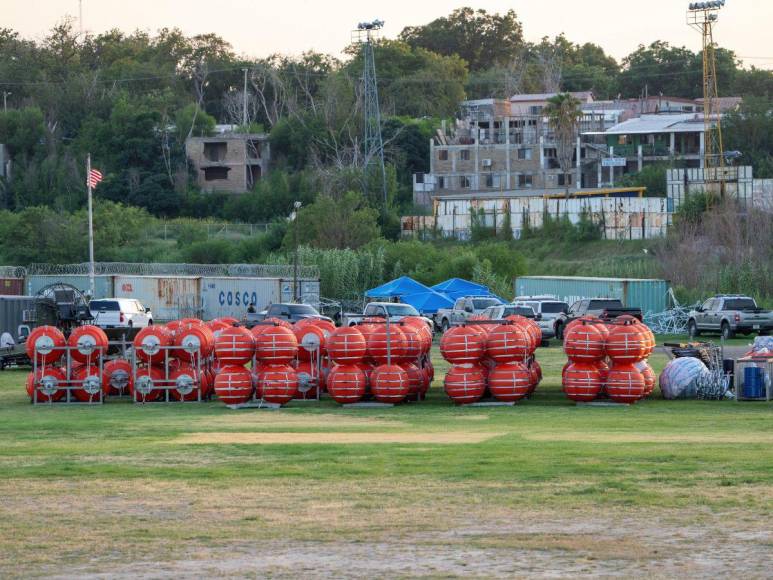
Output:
292,201,302,303
353,20,388,210
79,0,83,36
242,67,248,127
2,92,10,113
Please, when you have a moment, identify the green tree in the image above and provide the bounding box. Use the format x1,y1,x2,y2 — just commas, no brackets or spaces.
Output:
724,97,773,177
543,93,582,197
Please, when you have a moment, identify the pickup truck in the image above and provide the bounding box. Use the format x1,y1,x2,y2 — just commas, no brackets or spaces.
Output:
479,304,555,342
688,295,773,340
341,302,434,331
556,298,643,339
434,296,502,332
513,298,569,342
244,303,333,328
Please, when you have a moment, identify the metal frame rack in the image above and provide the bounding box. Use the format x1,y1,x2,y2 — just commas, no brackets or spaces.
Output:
130,345,207,404
31,346,105,405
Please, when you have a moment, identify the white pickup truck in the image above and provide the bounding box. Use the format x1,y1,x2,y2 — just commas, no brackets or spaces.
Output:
341,302,434,331
434,296,502,332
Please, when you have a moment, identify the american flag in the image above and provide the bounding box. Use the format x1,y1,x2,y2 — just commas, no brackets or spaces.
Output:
87,168,103,189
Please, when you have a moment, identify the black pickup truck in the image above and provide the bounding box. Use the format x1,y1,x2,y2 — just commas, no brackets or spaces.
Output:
555,298,642,339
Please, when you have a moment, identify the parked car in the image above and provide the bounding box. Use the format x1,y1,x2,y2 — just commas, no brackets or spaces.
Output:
341,302,433,330
434,296,502,332
688,295,773,340
557,298,642,339
513,297,568,341
245,303,333,328
90,298,153,328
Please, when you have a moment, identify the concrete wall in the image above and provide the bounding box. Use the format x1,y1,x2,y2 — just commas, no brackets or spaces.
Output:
186,134,269,194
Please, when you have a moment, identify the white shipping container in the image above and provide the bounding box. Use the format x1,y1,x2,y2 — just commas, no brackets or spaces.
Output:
113,276,201,322
200,277,282,320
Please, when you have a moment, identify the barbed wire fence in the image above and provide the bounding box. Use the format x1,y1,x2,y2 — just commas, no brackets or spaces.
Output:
27,262,320,279
141,222,273,241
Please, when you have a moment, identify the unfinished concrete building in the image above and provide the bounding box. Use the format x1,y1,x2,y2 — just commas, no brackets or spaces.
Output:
186,132,270,194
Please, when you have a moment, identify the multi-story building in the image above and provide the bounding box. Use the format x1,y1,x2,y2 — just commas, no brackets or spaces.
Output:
413,93,603,207
186,128,270,194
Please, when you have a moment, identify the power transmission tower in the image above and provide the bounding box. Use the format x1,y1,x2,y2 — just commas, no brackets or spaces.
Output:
687,1,727,190
353,20,388,209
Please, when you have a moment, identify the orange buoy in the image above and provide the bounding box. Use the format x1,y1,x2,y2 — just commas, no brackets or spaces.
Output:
71,365,104,402
26,366,66,403
294,323,326,361
564,320,606,361
255,325,298,364
562,361,603,402
214,326,256,365
294,359,322,399
264,317,292,329
214,365,254,405
134,326,174,364
67,325,107,363
260,364,298,404
367,324,407,364
206,319,232,336
398,324,423,363
400,361,424,399
444,363,486,405
401,316,433,353
25,326,66,365
169,364,202,401
132,365,165,402
173,324,215,362
635,360,656,396
327,326,367,364
488,362,531,402
327,364,367,404
605,363,646,403
370,363,410,404
605,318,648,363
440,326,485,364
485,324,531,363
102,358,133,396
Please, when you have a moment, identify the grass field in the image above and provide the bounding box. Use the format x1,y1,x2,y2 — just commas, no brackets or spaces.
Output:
1,340,771,577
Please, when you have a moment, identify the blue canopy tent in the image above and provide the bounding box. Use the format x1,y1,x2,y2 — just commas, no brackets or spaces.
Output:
431,278,506,303
364,276,454,314
365,276,432,298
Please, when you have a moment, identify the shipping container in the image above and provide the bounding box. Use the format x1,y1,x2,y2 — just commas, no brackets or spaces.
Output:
0,278,24,296
113,276,201,322
280,279,322,307
0,296,40,341
199,277,282,320
26,275,114,299
514,276,670,314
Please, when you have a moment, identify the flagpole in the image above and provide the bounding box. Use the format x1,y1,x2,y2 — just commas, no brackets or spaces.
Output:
87,153,95,298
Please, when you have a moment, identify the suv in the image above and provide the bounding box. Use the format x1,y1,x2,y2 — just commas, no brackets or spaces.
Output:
557,299,642,339
688,295,773,339
513,298,568,341
246,303,333,327
90,298,153,328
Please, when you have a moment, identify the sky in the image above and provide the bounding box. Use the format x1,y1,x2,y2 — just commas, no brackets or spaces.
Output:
5,0,773,69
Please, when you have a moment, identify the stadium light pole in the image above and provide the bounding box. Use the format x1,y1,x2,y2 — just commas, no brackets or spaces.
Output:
292,201,302,303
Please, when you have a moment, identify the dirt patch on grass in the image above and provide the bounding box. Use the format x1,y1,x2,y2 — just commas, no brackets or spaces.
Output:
163,413,408,430
525,432,773,444
173,431,497,445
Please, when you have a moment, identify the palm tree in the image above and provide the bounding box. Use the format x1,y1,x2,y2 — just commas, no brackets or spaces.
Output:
544,93,582,198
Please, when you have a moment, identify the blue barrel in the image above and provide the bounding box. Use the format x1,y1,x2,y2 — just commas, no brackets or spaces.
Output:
743,367,764,399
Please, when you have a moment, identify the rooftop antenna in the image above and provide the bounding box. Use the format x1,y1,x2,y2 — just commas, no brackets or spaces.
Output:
353,19,388,210
687,0,727,192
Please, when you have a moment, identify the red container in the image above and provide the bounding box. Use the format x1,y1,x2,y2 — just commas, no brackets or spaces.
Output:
485,324,531,363
564,321,606,361
370,363,410,404
214,326,256,366
133,326,173,364
327,326,367,364
606,363,646,403
260,364,298,404
488,362,531,402
26,366,66,403
132,366,165,402
25,326,66,365
255,325,298,364
68,325,109,364
70,365,103,402
102,358,133,396
444,363,486,405
367,324,407,365
0,277,24,296
562,361,603,402
173,324,215,362
327,364,367,404
440,326,485,364
214,365,254,405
